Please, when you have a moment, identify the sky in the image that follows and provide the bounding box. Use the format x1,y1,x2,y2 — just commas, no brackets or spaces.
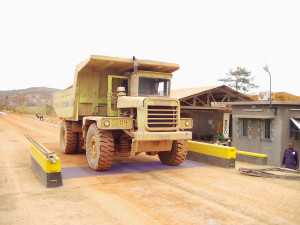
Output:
0,0,299,96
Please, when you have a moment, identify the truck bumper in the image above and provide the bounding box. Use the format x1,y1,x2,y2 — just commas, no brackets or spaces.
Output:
132,131,192,141
130,131,192,156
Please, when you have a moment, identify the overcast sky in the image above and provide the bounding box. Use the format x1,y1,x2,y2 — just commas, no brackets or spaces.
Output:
1,0,299,96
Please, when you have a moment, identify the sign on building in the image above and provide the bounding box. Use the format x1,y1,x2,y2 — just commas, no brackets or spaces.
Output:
211,102,227,108
223,113,230,139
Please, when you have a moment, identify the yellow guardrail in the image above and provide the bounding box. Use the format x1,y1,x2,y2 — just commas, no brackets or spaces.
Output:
30,144,61,174
25,135,62,188
236,150,268,158
188,141,236,159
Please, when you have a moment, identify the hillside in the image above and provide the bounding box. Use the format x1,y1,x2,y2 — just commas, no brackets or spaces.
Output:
0,87,61,107
249,92,300,101
0,87,60,97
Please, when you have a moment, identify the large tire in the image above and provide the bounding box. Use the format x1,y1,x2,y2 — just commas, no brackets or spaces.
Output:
158,140,187,165
76,133,86,154
114,134,131,157
86,124,114,171
60,120,77,154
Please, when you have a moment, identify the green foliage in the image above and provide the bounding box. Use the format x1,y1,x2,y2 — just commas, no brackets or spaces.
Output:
219,67,259,93
2,104,54,115
0,97,11,111
15,105,28,114
213,133,224,141
43,104,54,115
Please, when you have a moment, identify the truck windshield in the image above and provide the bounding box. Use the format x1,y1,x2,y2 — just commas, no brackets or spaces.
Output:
138,77,170,97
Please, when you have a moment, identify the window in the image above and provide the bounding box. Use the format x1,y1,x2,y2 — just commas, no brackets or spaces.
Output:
138,77,170,97
264,119,271,139
242,118,248,136
259,119,272,140
290,118,300,140
295,132,300,140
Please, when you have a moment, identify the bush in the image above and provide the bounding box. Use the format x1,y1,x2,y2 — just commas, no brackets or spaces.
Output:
213,133,225,141
8,104,54,115
43,104,54,115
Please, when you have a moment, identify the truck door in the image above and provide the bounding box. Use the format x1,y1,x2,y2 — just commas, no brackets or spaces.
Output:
107,75,129,116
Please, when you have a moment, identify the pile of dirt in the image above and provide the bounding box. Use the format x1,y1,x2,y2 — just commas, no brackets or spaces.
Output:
249,92,300,101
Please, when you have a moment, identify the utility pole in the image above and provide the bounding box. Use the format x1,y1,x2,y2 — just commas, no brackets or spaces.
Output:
263,65,277,116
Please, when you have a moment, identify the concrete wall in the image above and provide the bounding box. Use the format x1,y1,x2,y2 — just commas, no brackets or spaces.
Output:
232,103,300,166
278,105,300,164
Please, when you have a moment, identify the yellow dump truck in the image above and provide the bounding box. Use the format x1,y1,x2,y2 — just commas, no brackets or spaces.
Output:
52,55,193,170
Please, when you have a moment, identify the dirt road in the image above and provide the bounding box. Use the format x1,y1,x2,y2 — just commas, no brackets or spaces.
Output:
1,113,300,225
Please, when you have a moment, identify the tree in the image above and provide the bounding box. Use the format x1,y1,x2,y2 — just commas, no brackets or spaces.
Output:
218,67,259,93
43,104,54,115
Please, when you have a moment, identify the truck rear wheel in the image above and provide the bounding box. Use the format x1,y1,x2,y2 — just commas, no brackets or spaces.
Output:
60,120,77,154
77,133,85,154
86,124,114,170
158,140,187,165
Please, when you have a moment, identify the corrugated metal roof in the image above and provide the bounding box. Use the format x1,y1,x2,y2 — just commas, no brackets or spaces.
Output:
170,85,253,101
233,115,275,119
228,101,300,106
170,86,220,99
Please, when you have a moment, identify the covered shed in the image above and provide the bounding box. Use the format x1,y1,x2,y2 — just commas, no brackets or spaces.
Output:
171,85,253,142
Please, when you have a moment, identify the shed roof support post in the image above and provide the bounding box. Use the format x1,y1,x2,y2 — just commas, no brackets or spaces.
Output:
207,93,210,107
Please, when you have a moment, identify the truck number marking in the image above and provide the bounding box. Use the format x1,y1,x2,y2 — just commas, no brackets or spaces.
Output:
120,119,128,126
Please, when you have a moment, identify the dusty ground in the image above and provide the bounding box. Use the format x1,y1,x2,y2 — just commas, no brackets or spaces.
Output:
1,113,300,225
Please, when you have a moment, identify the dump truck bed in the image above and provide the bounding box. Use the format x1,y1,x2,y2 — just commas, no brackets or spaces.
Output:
76,55,180,74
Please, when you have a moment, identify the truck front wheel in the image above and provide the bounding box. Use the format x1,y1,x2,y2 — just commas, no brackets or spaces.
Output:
60,120,77,154
158,140,187,165
86,124,114,171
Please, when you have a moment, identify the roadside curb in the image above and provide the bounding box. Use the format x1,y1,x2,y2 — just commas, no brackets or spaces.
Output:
187,141,236,168
236,150,268,165
25,135,63,188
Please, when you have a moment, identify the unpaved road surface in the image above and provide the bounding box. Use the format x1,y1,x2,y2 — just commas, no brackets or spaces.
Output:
1,113,300,225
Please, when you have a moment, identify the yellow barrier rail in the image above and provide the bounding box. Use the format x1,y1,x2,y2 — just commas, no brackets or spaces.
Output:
25,135,62,188
188,141,236,159
236,150,268,158
30,144,61,174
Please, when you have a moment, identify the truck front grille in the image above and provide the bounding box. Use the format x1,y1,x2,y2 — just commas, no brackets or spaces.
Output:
147,105,179,131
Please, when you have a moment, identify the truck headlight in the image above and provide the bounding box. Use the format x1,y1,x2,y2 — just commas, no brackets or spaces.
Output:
104,120,110,127
185,120,190,126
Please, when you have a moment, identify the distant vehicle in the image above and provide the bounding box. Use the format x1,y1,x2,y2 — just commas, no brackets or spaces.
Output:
52,55,193,171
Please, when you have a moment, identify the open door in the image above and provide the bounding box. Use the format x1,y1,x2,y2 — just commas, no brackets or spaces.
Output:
107,75,129,116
